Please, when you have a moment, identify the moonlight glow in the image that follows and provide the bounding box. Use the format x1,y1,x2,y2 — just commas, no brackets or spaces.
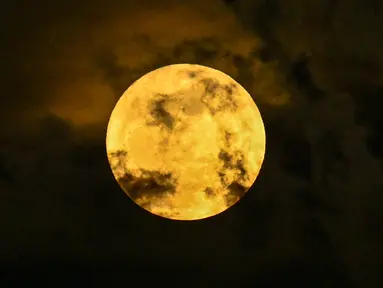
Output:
106,64,266,220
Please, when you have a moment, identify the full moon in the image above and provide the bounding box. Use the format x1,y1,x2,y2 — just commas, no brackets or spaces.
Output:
106,64,266,220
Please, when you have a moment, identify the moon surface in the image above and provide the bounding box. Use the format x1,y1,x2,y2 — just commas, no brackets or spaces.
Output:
106,63,266,220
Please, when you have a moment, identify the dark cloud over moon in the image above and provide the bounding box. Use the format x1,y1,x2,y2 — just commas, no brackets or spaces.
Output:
200,78,239,115
118,170,177,202
148,95,176,130
109,149,177,202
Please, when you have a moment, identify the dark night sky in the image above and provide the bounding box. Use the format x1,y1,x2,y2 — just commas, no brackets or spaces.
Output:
1,0,383,286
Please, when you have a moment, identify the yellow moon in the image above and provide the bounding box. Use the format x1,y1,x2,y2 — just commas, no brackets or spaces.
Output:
106,64,265,220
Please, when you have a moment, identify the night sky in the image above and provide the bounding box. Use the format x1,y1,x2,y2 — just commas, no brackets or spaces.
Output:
1,0,383,286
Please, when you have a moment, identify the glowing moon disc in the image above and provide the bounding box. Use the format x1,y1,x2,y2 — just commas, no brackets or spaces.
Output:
106,64,266,220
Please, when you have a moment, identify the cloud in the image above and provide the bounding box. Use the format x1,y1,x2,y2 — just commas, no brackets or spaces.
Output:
2,0,295,133
223,0,383,284
2,1,382,285
228,0,383,90
1,0,266,263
